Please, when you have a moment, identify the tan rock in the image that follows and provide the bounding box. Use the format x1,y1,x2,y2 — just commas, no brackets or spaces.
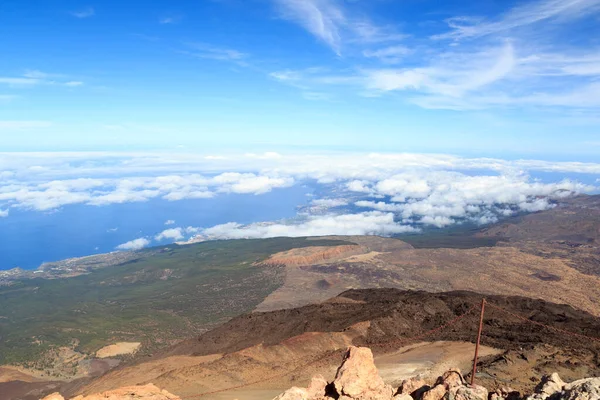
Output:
451,384,488,400
561,377,600,400
333,346,394,400
528,373,567,400
439,369,464,389
400,377,427,396
307,375,328,399
393,394,414,400
273,387,310,400
41,394,65,400
56,384,181,400
422,384,447,400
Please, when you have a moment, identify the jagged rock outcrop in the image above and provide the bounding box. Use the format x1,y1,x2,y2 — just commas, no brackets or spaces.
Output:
562,378,600,400
528,373,567,400
334,346,394,400
399,377,427,397
523,374,600,400
40,384,180,400
273,347,600,400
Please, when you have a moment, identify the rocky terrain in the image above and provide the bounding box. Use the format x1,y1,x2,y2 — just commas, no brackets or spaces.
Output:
272,346,600,400
58,289,600,400
40,383,181,400
37,346,600,400
254,235,600,316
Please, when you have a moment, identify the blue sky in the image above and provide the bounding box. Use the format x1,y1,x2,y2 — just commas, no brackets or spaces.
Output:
1,0,600,156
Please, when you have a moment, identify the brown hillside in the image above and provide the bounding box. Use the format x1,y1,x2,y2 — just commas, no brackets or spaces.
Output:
74,290,600,399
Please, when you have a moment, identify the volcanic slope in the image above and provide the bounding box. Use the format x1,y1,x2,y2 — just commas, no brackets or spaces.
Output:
476,194,600,276
0,237,352,368
254,238,600,316
74,289,600,399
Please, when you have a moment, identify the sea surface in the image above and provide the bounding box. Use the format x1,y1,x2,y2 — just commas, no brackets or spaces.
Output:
0,185,312,270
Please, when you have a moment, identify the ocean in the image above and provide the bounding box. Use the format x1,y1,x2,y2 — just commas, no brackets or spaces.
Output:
0,185,312,270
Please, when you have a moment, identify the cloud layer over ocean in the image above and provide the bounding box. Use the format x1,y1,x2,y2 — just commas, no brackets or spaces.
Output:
0,151,597,250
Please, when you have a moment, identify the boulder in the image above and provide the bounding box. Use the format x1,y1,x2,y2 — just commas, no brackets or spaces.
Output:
400,377,427,396
307,375,328,399
273,387,310,400
393,394,414,400
539,373,567,398
491,386,520,400
561,377,600,400
422,384,447,400
333,346,394,400
451,384,488,400
439,369,464,390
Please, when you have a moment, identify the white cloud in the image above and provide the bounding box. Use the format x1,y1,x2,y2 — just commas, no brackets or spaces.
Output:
352,172,591,228
0,77,40,86
363,46,411,64
0,209,8,218
116,237,150,251
183,43,248,61
194,211,418,240
311,198,348,207
419,215,454,228
273,0,403,55
155,228,184,241
266,0,600,112
71,7,95,18
0,151,596,233
274,0,345,54
365,43,516,98
0,71,84,88
435,0,600,40
165,219,176,225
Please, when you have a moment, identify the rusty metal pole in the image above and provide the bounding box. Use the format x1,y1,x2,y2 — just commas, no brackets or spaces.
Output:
470,298,486,386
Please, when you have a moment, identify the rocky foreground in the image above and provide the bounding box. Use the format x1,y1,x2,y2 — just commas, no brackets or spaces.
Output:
40,346,600,400
274,347,600,400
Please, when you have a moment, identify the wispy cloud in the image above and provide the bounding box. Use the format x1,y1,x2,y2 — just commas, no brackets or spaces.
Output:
70,7,95,18
434,0,600,40
365,42,516,98
159,15,182,25
0,71,84,88
274,0,345,53
182,43,248,63
363,46,411,64
267,0,600,112
273,0,404,55
0,77,40,86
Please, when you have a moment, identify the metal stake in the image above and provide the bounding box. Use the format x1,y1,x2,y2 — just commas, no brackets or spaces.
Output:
470,298,486,386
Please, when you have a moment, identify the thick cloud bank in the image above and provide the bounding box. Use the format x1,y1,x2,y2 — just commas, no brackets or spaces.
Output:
198,211,418,240
0,151,597,246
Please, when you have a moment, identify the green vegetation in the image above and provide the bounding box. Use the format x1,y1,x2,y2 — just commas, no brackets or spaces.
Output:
0,237,351,366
